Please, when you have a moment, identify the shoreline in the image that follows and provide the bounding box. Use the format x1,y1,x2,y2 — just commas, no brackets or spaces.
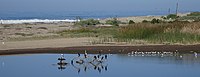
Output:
0,45,200,55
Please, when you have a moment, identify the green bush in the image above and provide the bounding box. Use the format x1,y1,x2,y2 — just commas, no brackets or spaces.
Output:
161,16,167,19
76,19,100,26
142,20,149,23
128,20,135,24
167,14,178,19
151,18,162,24
106,18,121,26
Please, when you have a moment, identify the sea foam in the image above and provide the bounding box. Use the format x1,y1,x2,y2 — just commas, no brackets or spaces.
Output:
0,19,77,24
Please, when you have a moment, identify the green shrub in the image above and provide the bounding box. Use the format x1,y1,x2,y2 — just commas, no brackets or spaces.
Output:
161,16,167,19
151,18,161,24
128,20,135,24
142,20,149,23
76,19,100,26
167,14,178,19
106,18,121,26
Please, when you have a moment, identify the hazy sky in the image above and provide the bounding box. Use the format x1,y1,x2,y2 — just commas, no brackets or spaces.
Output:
0,0,199,12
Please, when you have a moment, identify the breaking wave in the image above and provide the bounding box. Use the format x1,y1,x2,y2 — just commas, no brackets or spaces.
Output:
0,19,77,24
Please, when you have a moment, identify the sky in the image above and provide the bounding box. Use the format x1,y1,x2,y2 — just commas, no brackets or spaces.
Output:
0,0,199,13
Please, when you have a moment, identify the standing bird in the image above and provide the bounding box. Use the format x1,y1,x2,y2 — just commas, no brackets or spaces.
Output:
84,50,88,58
105,55,107,59
101,56,104,60
194,52,198,58
94,56,97,59
78,53,80,57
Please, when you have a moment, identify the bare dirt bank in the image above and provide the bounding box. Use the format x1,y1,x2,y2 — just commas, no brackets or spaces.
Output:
0,45,200,55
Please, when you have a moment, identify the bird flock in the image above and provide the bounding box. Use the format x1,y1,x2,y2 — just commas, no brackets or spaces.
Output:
56,51,108,73
127,50,198,58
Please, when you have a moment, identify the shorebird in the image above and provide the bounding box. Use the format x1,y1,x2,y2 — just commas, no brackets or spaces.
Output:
105,55,107,59
84,50,88,58
194,52,198,58
180,55,183,58
58,54,65,60
94,56,97,59
2,42,4,45
78,53,80,57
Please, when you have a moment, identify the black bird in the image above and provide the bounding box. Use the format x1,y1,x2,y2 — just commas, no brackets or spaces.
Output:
105,55,107,59
84,67,87,72
101,56,104,60
94,56,97,59
78,53,80,57
71,60,73,65
105,66,108,71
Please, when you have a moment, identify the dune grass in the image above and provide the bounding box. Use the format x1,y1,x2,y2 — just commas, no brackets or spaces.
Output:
115,22,200,44
57,21,200,44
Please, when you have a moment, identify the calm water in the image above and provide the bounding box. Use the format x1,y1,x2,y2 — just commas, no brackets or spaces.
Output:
0,53,200,77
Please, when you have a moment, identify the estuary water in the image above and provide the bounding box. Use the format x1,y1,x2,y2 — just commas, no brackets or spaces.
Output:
0,53,200,77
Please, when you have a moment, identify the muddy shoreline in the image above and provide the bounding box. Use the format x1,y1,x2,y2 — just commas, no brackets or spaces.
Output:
0,45,200,55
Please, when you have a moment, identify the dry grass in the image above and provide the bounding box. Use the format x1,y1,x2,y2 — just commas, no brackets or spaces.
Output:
180,22,200,35
115,22,200,44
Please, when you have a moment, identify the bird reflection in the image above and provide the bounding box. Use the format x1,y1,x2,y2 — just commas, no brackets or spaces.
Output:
55,54,68,71
53,52,108,73
70,51,108,73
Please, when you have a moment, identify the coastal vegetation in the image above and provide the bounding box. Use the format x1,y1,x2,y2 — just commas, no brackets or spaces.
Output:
115,22,200,44
58,21,200,44
105,18,121,26
166,14,178,19
4,12,200,45
179,12,200,22
75,19,100,26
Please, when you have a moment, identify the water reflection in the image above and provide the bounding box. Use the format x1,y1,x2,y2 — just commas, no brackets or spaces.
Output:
1,52,200,77
124,51,200,65
54,52,108,73
127,51,199,59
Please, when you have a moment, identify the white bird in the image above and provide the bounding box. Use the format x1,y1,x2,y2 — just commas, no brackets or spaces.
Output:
2,42,4,45
180,55,183,58
61,54,64,58
194,52,198,58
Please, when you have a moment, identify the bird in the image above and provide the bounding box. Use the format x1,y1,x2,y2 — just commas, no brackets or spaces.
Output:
84,50,88,58
78,53,80,57
61,54,64,58
194,52,198,58
58,54,65,60
94,56,97,59
101,56,104,60
105,55,107,59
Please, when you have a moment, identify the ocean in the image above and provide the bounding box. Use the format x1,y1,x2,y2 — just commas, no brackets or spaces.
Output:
0,11,170,20
0,10,187,24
